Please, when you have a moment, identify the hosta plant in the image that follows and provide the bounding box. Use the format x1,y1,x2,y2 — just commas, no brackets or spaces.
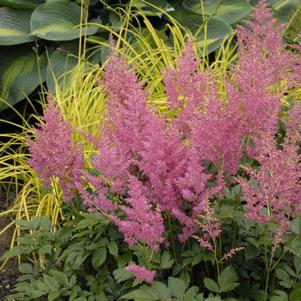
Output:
2,0,301,300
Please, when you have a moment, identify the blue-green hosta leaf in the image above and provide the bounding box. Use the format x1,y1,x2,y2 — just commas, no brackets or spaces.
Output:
169,4,233,53
30,1,98,41
46,41,101,94
195,17,233,53
0,8,33,45
183,0,253,24
46,42,79,94
272,0,300,23
0,45,47,111
0,0,45,9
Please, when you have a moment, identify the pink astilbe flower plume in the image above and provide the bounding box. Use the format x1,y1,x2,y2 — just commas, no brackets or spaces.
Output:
164,40,208,137
111,177,165,251
126,264,156,284
27,94,84,202
238,131,301,227
231,0,301,156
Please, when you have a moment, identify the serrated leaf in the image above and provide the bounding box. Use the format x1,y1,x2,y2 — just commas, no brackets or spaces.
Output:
92,247,107,268
122,286,158,300
291,217,301,235
30,1,98,41
0,7,33,45
275,268,290,282
43,274,60,292
108,240,118,256
152,281,172,300
204,278,220,293
168,277,186,298
113,267,133,282
19,263,33,274
219,266,239,293
271,290,288,301
160,251,174,269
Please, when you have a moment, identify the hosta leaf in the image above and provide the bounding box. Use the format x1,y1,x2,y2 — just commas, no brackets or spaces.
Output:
0,45,46,111
183,0,253,24
272,0,300,23
195,17,233,53
170,3,233,53
0,0,45,9
249,0,299,23
0,8,33,45
46,42,78,94
30,1,98,41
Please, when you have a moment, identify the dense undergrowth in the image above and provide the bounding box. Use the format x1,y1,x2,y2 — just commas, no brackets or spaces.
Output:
1,0,301,300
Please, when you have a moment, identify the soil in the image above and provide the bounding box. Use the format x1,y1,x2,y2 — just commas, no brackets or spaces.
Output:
0,190,19,300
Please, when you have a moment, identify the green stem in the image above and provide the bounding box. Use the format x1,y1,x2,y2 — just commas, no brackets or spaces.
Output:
168,215,178,264
213,239,221,283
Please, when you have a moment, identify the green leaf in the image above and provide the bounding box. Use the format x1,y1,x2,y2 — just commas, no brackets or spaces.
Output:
40,244,53,255
160,251,174,269
122,286,158,300
152,281,172,300
46,42,78,94
205,297,222,301
0,45,46,111
19,263,33,274
291,217,301,235
183,0,253,24
168,277,186,298
218,266,239,293
195,17,233,53
113,267,133,282
30,0,98,41
204,277,220,293
91,247,107,268
108,241,118,257
290,286,301,301
48,291,60,301
294,256,301,274
272,0,300,23
48,270,69,287
0,8,33,45
271,290,289,301
43,274,60,292
0,0,44,9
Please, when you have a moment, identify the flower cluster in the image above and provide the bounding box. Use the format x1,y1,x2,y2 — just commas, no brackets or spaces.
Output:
126,264,156,284
27,94,84,202
27,0,301,285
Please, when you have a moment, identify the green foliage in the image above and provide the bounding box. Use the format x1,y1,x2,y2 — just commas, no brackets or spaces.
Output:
5,182,301,301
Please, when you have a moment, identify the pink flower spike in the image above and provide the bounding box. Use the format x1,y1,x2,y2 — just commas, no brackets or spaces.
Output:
126,264,156,284
27,94,84,202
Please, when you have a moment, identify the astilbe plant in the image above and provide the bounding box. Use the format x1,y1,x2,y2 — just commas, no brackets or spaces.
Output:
27,94,84,202
26,0,301,290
